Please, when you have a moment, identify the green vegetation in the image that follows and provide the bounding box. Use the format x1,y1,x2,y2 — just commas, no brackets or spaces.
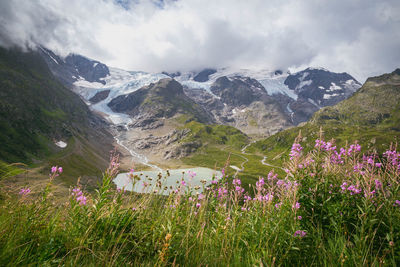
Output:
0,47,111,180
178,121,277,187
1,137,400,266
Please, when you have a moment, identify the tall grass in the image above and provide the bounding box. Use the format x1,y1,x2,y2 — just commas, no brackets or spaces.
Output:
1,137,400,266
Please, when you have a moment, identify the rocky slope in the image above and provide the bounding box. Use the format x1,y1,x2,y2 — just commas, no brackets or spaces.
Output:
38,47,110,86
108,78,214,129
250,68,400,160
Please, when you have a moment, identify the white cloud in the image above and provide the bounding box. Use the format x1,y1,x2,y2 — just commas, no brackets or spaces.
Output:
0,0,399,81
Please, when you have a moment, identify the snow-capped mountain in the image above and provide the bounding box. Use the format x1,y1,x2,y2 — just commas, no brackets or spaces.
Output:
39,49,361,134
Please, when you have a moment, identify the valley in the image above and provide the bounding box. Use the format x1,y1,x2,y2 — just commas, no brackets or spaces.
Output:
29,48,366,189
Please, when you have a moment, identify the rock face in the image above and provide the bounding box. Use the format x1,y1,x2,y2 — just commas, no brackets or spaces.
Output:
193,68,217,82
183,75,292,137
38,47,110,86
89,90,110,104
284,68,360,107
65,54,109,84
108,78,214,129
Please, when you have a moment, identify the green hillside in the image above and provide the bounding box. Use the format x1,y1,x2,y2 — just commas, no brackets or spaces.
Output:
0,47,112,182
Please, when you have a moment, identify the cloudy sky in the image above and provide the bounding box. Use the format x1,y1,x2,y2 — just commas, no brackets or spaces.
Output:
0,0,399,81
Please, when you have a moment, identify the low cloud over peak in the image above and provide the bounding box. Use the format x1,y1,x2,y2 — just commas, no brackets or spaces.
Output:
0,0,399,81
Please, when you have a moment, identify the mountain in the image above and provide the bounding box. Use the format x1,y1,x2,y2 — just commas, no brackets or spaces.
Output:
38,47,110,86
183,75,292,136
108,78,214,128
39,49,360,135
0,47,112,181
249,68,400,162
174,67,361,126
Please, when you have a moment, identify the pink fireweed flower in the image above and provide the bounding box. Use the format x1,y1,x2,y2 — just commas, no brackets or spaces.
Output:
256,177,265,190
375,163,382,168
293,202,301,210
275,202,282,209
394,200,400,207
375,179,382,189
315,139,326,149
58,167,63,173
325,142,336,151
19,188,31,196
297,216,302,220
187,170,197,179
181,180,187,186
51,166,57,173
289,143,303,160
267,171,277,181
294,230,307,237
76,195,87,205
196,202,201,208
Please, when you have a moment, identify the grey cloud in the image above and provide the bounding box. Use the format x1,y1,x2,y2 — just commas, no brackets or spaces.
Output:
0,0,399,81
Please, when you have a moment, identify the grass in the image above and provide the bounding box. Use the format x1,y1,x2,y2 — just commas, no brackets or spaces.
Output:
2,136,399,266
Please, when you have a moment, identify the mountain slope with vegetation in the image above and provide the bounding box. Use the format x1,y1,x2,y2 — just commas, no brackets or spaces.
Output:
0,47,112,181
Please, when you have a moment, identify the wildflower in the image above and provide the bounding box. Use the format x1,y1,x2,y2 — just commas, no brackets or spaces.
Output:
293,202,301,210
188,170,197,179
232,178,241,186
274,202,282,209
76,195,87,205
196,202,201,208
294,230,307,237
289,143,303,160
58,167,63,173
375,179,382,189
181,180,187,186
394,200,400,207
256,177,265,190
315,139,326,149
297,216,302,220
51,166,57,173
19,188,31,196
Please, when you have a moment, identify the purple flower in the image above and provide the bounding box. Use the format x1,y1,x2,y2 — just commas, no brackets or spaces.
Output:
19,188,31,196
297,216,302,220
196,202,201,208
294,230,307,237
58,167,63,173
51,166,57,173
76,195,87,205
289,143,303,160
293,202,301,210
375,179,382,189
394,200,400,207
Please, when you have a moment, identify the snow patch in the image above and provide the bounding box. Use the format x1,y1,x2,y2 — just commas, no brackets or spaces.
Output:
323,93,339,99
258,76,298,100
55,141,67,148
297,79,312,89
329,82,342,91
